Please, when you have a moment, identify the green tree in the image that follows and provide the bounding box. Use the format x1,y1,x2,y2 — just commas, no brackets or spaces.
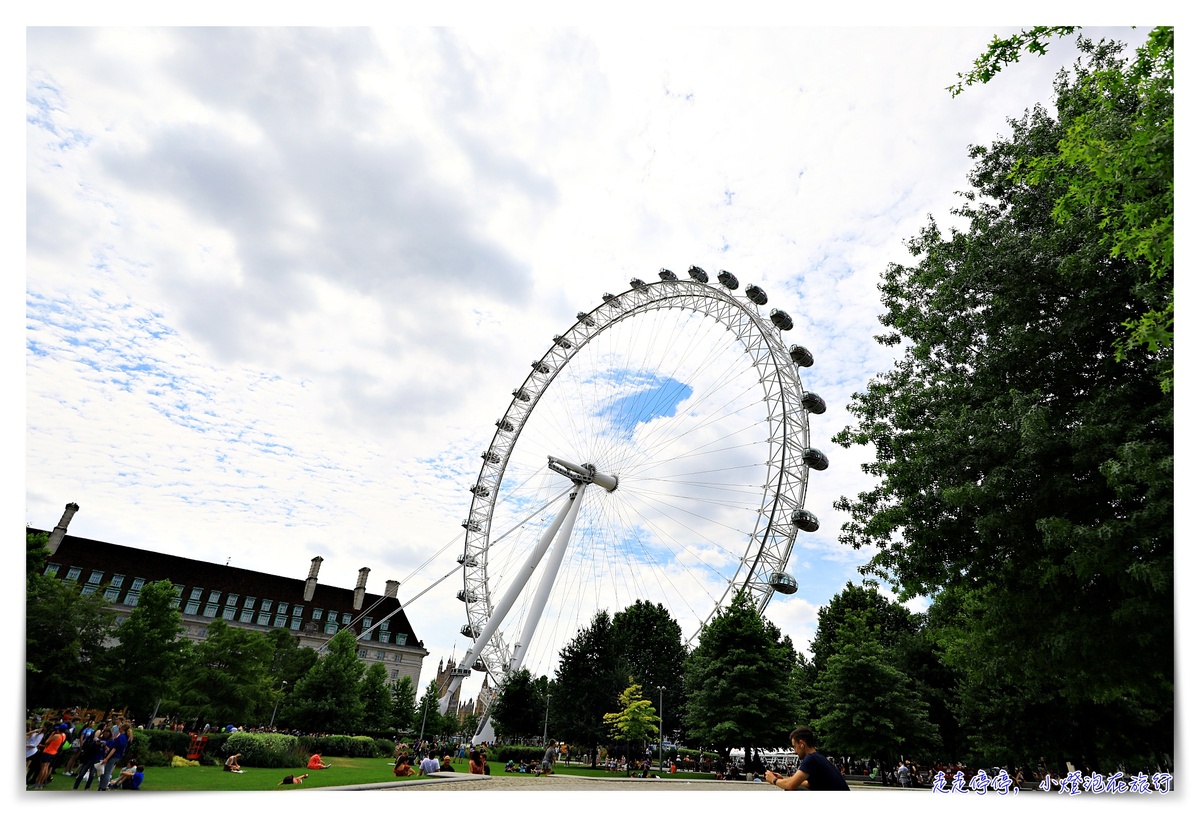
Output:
360,661,394,733
106,579,186,717
266,627,318,688
834,35,1173,766
808,582,918,673
810,610,939,763
952,27,1173,390
389,675,417,733
602,678,659,755
490,667,547,743
284,628,364,733
611,600,687,738
174,618,273,726
414,680,443,741
551,610,628,766
26,532,115,708
683,591,795,762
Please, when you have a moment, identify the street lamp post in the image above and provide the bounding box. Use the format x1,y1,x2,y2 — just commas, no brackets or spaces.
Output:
419,696,431,743
656,685,665,771
269,681,288,729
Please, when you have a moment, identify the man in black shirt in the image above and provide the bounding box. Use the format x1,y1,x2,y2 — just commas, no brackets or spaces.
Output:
764,726,850,791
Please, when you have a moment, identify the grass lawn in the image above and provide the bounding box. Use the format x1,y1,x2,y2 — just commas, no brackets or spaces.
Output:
31,758,717,792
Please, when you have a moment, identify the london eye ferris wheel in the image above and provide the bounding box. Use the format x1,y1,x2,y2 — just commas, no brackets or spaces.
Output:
440,267,827,735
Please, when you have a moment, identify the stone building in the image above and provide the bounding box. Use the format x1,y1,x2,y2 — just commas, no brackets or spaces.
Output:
31,502,429,685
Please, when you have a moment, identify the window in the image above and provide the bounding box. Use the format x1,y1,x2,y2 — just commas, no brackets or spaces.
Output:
290,617,301,631
208,590,220,603
341,613,350,625
222,606,236,621
379,632,391,644
66,566,82,581
260,599,273,612
123,578,145,607
81,584,97,596
324,620,338,635
170,585,184,608
257,610,271,626
394,633,408,646
291,606,303,619
273,613,287,627
240,607,254,624
312,608,323,620
43,563,60,578
189,587,204,601
363,617,373,628
358,649,366,659
89,570,104,585
204,602,219,617
243,597,256,609
185,600,200,615
110,575,125,589
104,587,120,602
375,651,385,661
380,619,389,631
226,593,239,606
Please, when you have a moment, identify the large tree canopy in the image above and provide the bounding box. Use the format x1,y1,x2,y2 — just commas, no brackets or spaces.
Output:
683,591,796,757
834,34,1172,765
550,610,628,761
611,599,687,737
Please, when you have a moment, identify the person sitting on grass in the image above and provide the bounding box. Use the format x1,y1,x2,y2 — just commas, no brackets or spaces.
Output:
393,754,416,777
505,759,516,773
307,753,331,770
440,755,454,772
117,765,144,790
110,760,143,790
224,753,244,773
279,773,309,785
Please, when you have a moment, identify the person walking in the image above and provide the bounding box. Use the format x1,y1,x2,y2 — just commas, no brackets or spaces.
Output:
764,726,850,791
540,740,557,776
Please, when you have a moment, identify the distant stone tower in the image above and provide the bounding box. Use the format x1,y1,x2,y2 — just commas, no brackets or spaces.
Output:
45,502,79,555
435,656,463,719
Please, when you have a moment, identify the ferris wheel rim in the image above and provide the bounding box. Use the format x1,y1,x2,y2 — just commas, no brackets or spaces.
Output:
458,273,819,686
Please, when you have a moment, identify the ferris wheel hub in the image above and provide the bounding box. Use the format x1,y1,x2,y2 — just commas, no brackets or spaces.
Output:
547,455,619,492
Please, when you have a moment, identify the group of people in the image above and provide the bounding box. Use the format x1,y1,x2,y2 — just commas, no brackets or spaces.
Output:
502,741,560,776
26,714,141,791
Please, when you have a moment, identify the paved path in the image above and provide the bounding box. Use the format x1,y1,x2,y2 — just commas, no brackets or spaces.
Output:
328,772,891,792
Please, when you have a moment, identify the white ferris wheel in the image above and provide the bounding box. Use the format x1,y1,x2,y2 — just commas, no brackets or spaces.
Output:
440,268,827,736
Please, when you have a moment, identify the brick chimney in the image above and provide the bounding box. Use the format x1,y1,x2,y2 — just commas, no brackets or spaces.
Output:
46,502,79,556
303,556,323,602
353,567,370,610
385,580,399,598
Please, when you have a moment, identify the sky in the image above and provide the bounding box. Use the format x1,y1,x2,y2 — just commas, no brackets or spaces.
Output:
18,9,1181,756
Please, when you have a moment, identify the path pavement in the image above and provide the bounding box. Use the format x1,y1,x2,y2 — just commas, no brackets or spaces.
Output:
327,771,893,792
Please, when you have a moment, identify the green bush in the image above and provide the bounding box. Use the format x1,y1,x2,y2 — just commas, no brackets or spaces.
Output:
299,734,382,759
373,737,395,757
222,732,305,769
